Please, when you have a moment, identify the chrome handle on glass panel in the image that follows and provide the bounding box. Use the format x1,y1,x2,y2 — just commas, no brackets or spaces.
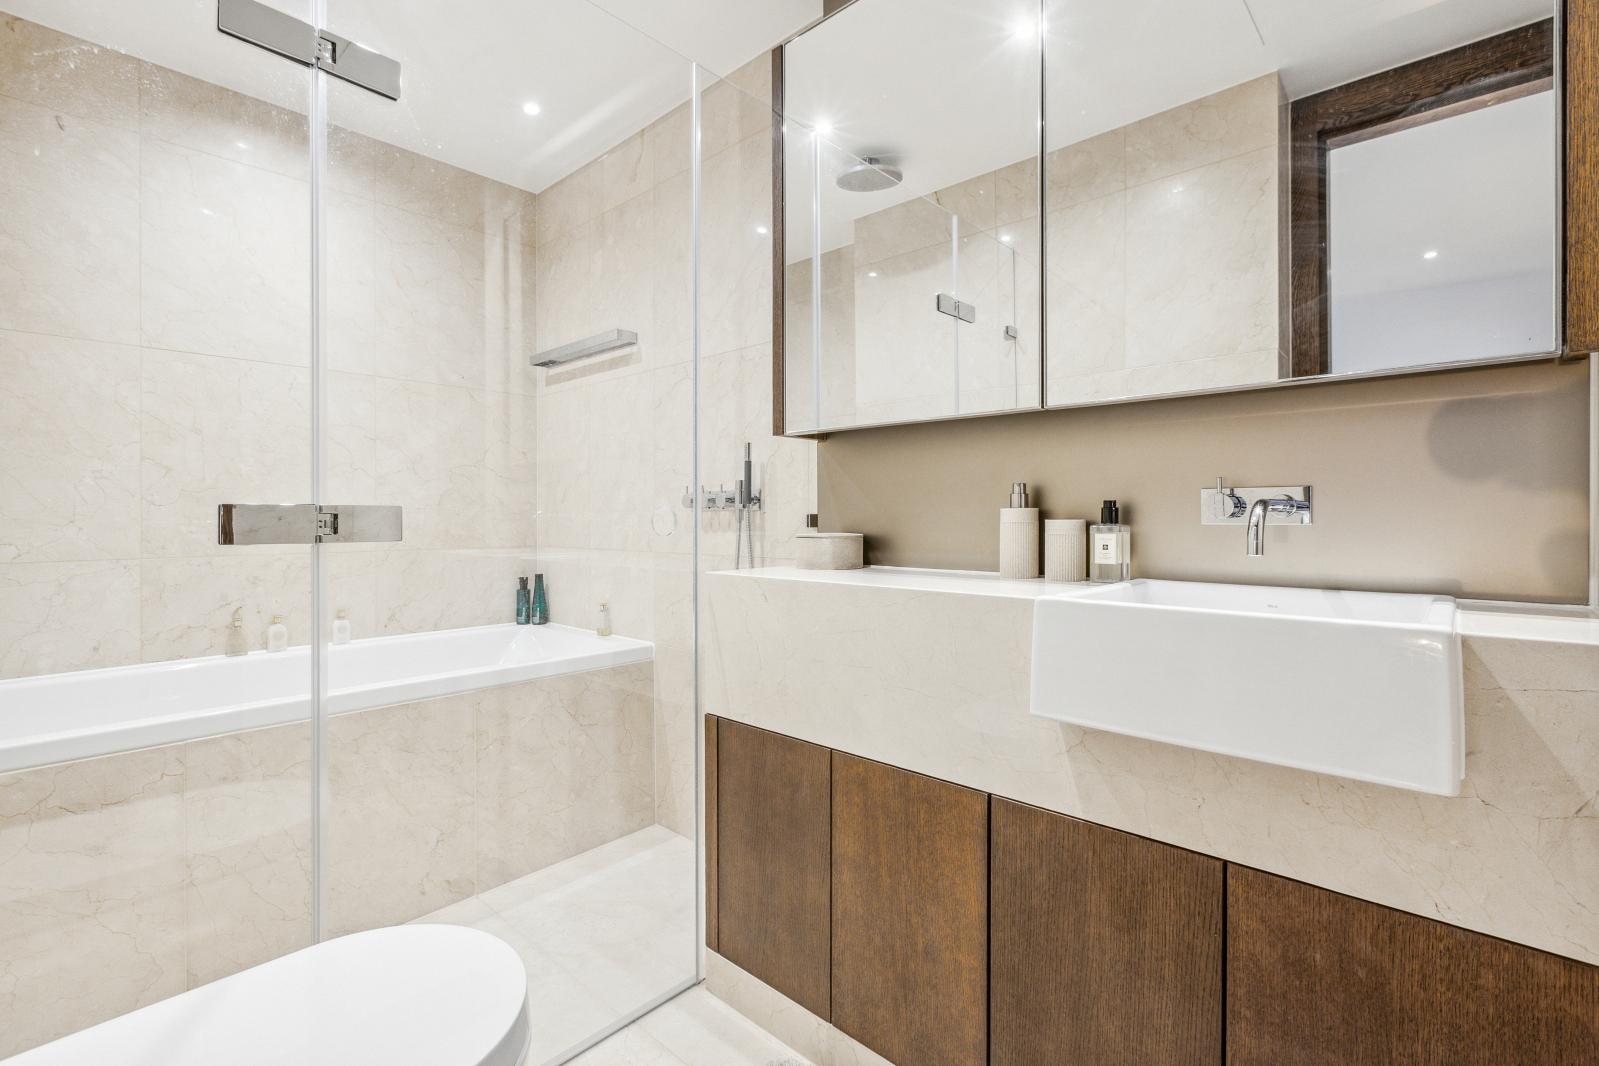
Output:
217,504,403,545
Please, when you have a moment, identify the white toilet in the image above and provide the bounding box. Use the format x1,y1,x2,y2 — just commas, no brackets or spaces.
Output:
9,925,530,1066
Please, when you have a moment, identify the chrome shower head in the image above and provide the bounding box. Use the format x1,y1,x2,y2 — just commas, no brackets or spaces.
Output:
836,156,903,193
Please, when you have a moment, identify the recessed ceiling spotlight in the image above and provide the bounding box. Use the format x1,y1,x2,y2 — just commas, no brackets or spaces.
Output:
814,120,833,137
867,271,879,278
521,101,542,117
1000,234,1013,243
1423,249,1439,259
1011,16,1036,41
755,225,769,235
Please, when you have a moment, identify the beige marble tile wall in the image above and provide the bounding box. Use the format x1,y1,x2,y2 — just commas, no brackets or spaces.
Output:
703,572,1599,969
0,661,652,1057
0,15,539,681
530,58,818,835
1046,73,1284,403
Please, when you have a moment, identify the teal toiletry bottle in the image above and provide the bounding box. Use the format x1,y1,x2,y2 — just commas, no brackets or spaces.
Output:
516,576,531,625
531,574,549,625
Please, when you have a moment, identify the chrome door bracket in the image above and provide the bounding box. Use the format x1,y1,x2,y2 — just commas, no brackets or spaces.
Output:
218,503,403,545
936,292,977,324
218,0,401,100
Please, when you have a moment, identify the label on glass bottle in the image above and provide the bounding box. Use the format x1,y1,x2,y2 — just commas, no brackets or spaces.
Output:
1093,532,1123,565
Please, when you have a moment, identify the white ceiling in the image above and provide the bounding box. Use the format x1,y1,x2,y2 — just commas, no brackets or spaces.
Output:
5,0,818,192
784,0,1554,260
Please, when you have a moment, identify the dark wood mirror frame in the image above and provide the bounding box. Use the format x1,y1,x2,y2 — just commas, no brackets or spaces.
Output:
772,1,1599,437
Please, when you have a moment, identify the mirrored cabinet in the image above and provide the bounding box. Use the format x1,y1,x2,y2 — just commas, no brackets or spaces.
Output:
774,0,1573,436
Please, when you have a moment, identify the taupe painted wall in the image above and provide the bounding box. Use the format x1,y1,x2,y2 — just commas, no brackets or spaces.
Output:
816,361,1592,602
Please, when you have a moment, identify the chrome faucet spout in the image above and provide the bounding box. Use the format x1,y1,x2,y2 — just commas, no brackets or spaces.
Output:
1246,495,1311,557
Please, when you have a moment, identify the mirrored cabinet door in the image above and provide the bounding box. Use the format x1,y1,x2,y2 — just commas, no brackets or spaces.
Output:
1041,0,1560,410
779,0,1043,433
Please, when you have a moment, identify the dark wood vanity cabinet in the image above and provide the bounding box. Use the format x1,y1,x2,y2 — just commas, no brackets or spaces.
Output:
990,798,1224,1066
831,753,990,1066
709,721,1599,1065
1227,865,1599,1065
1569,0,1599,354
711,717,832,1019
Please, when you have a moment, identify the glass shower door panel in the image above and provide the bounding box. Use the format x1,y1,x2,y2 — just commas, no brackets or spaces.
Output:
320,1,699,1060
0,0,316,1055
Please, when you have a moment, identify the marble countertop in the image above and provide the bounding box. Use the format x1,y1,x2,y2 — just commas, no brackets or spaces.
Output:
713,566,1599,646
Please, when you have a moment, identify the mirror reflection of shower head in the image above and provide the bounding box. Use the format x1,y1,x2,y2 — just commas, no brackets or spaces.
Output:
836,156,903,193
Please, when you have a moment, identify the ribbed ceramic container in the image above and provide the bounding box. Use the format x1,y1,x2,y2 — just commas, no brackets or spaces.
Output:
1044,518,1088,582
999,508,1040,579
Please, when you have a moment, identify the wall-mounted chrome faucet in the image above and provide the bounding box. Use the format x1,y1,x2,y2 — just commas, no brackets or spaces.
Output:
1200,477,1313,556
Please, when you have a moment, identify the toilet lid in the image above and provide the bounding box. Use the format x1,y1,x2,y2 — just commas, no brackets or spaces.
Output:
11,925,530,1066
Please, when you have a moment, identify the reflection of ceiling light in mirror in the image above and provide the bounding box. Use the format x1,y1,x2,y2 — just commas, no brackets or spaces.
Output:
1000,234,1012,243
755,225,768,235
814,120,833,137
1011,16,1036,42
867,271,879,277
521,101,542,116
1423,249,1439,259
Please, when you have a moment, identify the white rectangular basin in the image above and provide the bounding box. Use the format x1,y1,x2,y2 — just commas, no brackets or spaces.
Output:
1029,580,1463,795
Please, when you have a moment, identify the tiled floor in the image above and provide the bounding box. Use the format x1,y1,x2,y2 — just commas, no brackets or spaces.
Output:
413,825,806,1065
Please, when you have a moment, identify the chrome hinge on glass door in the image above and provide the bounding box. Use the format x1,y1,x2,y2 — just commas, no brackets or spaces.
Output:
217,0,401,100
217,504,403,545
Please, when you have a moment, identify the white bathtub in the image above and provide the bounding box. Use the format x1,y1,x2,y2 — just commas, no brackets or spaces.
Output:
0,624,652,775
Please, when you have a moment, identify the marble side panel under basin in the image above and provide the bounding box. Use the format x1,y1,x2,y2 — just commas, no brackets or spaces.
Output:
702,572,1599,966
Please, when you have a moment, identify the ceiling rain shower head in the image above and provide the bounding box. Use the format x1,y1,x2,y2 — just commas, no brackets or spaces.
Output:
836,156,903,192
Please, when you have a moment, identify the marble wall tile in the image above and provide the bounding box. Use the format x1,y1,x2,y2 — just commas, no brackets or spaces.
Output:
536,156,604,248
699,130,774,358
373,379,485,550
182,723,313,987
1124,147,1278,366
324,190,377,376
0,746,188,1057
372,140,529,234
0,331,140,563
587,372,654,552
0,560,140,678
647,102,692,185
373,203,488,387
476,663,656,890
371,548,533,635
140,138,310,364
703,573,1599,967
140,553,313,661
140,350,311,557
139,63,308,180
1046,127,1126,211
0,16,140,129
700,57,773,161
0,96,139,344
325,692,478,936
650,172,695,368
1124,72,1281,186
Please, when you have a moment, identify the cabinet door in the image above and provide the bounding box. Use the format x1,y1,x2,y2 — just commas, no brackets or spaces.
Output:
990,798,1223,1066
1228,865,1599,1064
704,714,718,952
715,719,832,1018
831,752,988,1066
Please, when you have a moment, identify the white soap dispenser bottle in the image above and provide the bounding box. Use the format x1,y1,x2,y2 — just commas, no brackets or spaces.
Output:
266,614,288,653
999,481,1041,579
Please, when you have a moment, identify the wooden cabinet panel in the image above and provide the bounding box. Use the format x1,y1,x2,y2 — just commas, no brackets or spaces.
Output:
1569,0,1599,352
715,719,831,1018
831,752,988,1066
704,714,718,953
1228,864,1599,1064
990,798,1223,1066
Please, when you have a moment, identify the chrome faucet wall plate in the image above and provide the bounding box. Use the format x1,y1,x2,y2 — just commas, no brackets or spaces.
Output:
1199,484,1313,526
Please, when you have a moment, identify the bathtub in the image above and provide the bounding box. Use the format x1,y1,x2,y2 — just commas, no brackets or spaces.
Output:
0,623,653,775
